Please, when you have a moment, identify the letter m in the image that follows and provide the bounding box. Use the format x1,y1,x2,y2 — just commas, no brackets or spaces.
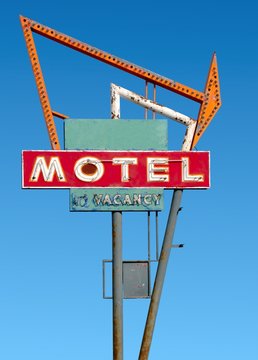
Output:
30,156,66,182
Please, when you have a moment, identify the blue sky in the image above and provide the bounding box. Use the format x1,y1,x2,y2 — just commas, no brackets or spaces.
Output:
1,1,258,359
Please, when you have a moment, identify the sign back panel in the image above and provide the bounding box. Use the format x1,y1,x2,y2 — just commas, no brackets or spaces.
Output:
65,119,168,211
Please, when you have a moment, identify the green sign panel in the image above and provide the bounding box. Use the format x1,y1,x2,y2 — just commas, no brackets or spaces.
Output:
70,189,164,212
64,119,168,212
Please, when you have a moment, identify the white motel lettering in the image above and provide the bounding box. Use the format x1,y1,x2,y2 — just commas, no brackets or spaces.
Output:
29,156,204,183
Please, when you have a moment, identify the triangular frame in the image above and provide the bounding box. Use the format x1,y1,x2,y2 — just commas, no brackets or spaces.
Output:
20,15,221,150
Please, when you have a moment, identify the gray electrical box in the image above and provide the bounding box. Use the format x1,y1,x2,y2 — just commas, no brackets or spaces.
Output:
123,261,150,299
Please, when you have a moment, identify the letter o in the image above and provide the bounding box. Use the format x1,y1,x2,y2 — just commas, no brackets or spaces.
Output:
74,157,104,182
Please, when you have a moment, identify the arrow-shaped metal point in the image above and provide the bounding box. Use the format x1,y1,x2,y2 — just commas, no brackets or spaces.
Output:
191,53,221,149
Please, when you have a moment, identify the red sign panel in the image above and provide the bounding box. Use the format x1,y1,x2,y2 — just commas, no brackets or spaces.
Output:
22,150,210,189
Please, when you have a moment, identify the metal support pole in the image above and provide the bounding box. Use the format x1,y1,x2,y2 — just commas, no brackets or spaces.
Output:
155,211,159,261
145,81,148,119
139,189,183,360
112,211,123,360
147,211,151,296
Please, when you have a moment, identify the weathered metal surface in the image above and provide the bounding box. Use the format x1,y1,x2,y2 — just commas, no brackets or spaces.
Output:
111,84,197,153
22,150,210,189
52,110,69,119
20,16,204,102
111,84,194,126
19,14,223,360
20,16,221,150
191,53,221,149
182,120,197,151
103,260,151,299
70,189,164,212
112,211,123,360
123,261,149,299
20,20,60,149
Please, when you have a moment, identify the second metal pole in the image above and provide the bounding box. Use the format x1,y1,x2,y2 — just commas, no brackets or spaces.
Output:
112,211,123,360
139,189,183,359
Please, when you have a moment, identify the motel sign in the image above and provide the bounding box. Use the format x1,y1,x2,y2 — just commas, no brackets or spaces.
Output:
22,150,210,189
20,14,221,360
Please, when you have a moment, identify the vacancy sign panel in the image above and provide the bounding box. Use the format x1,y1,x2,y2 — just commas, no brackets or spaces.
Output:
70,189,164,212
22,150,210,189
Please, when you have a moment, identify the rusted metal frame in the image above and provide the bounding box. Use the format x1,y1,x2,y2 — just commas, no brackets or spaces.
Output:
20,20,60,150
111,85,121,119
20,16,204,104
182,120,197,152
138,121,195,360
110,84,196,150
111,84,194,126
52,110,69,119
20,16,221,149
19,15,222,360
191,53,221,149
